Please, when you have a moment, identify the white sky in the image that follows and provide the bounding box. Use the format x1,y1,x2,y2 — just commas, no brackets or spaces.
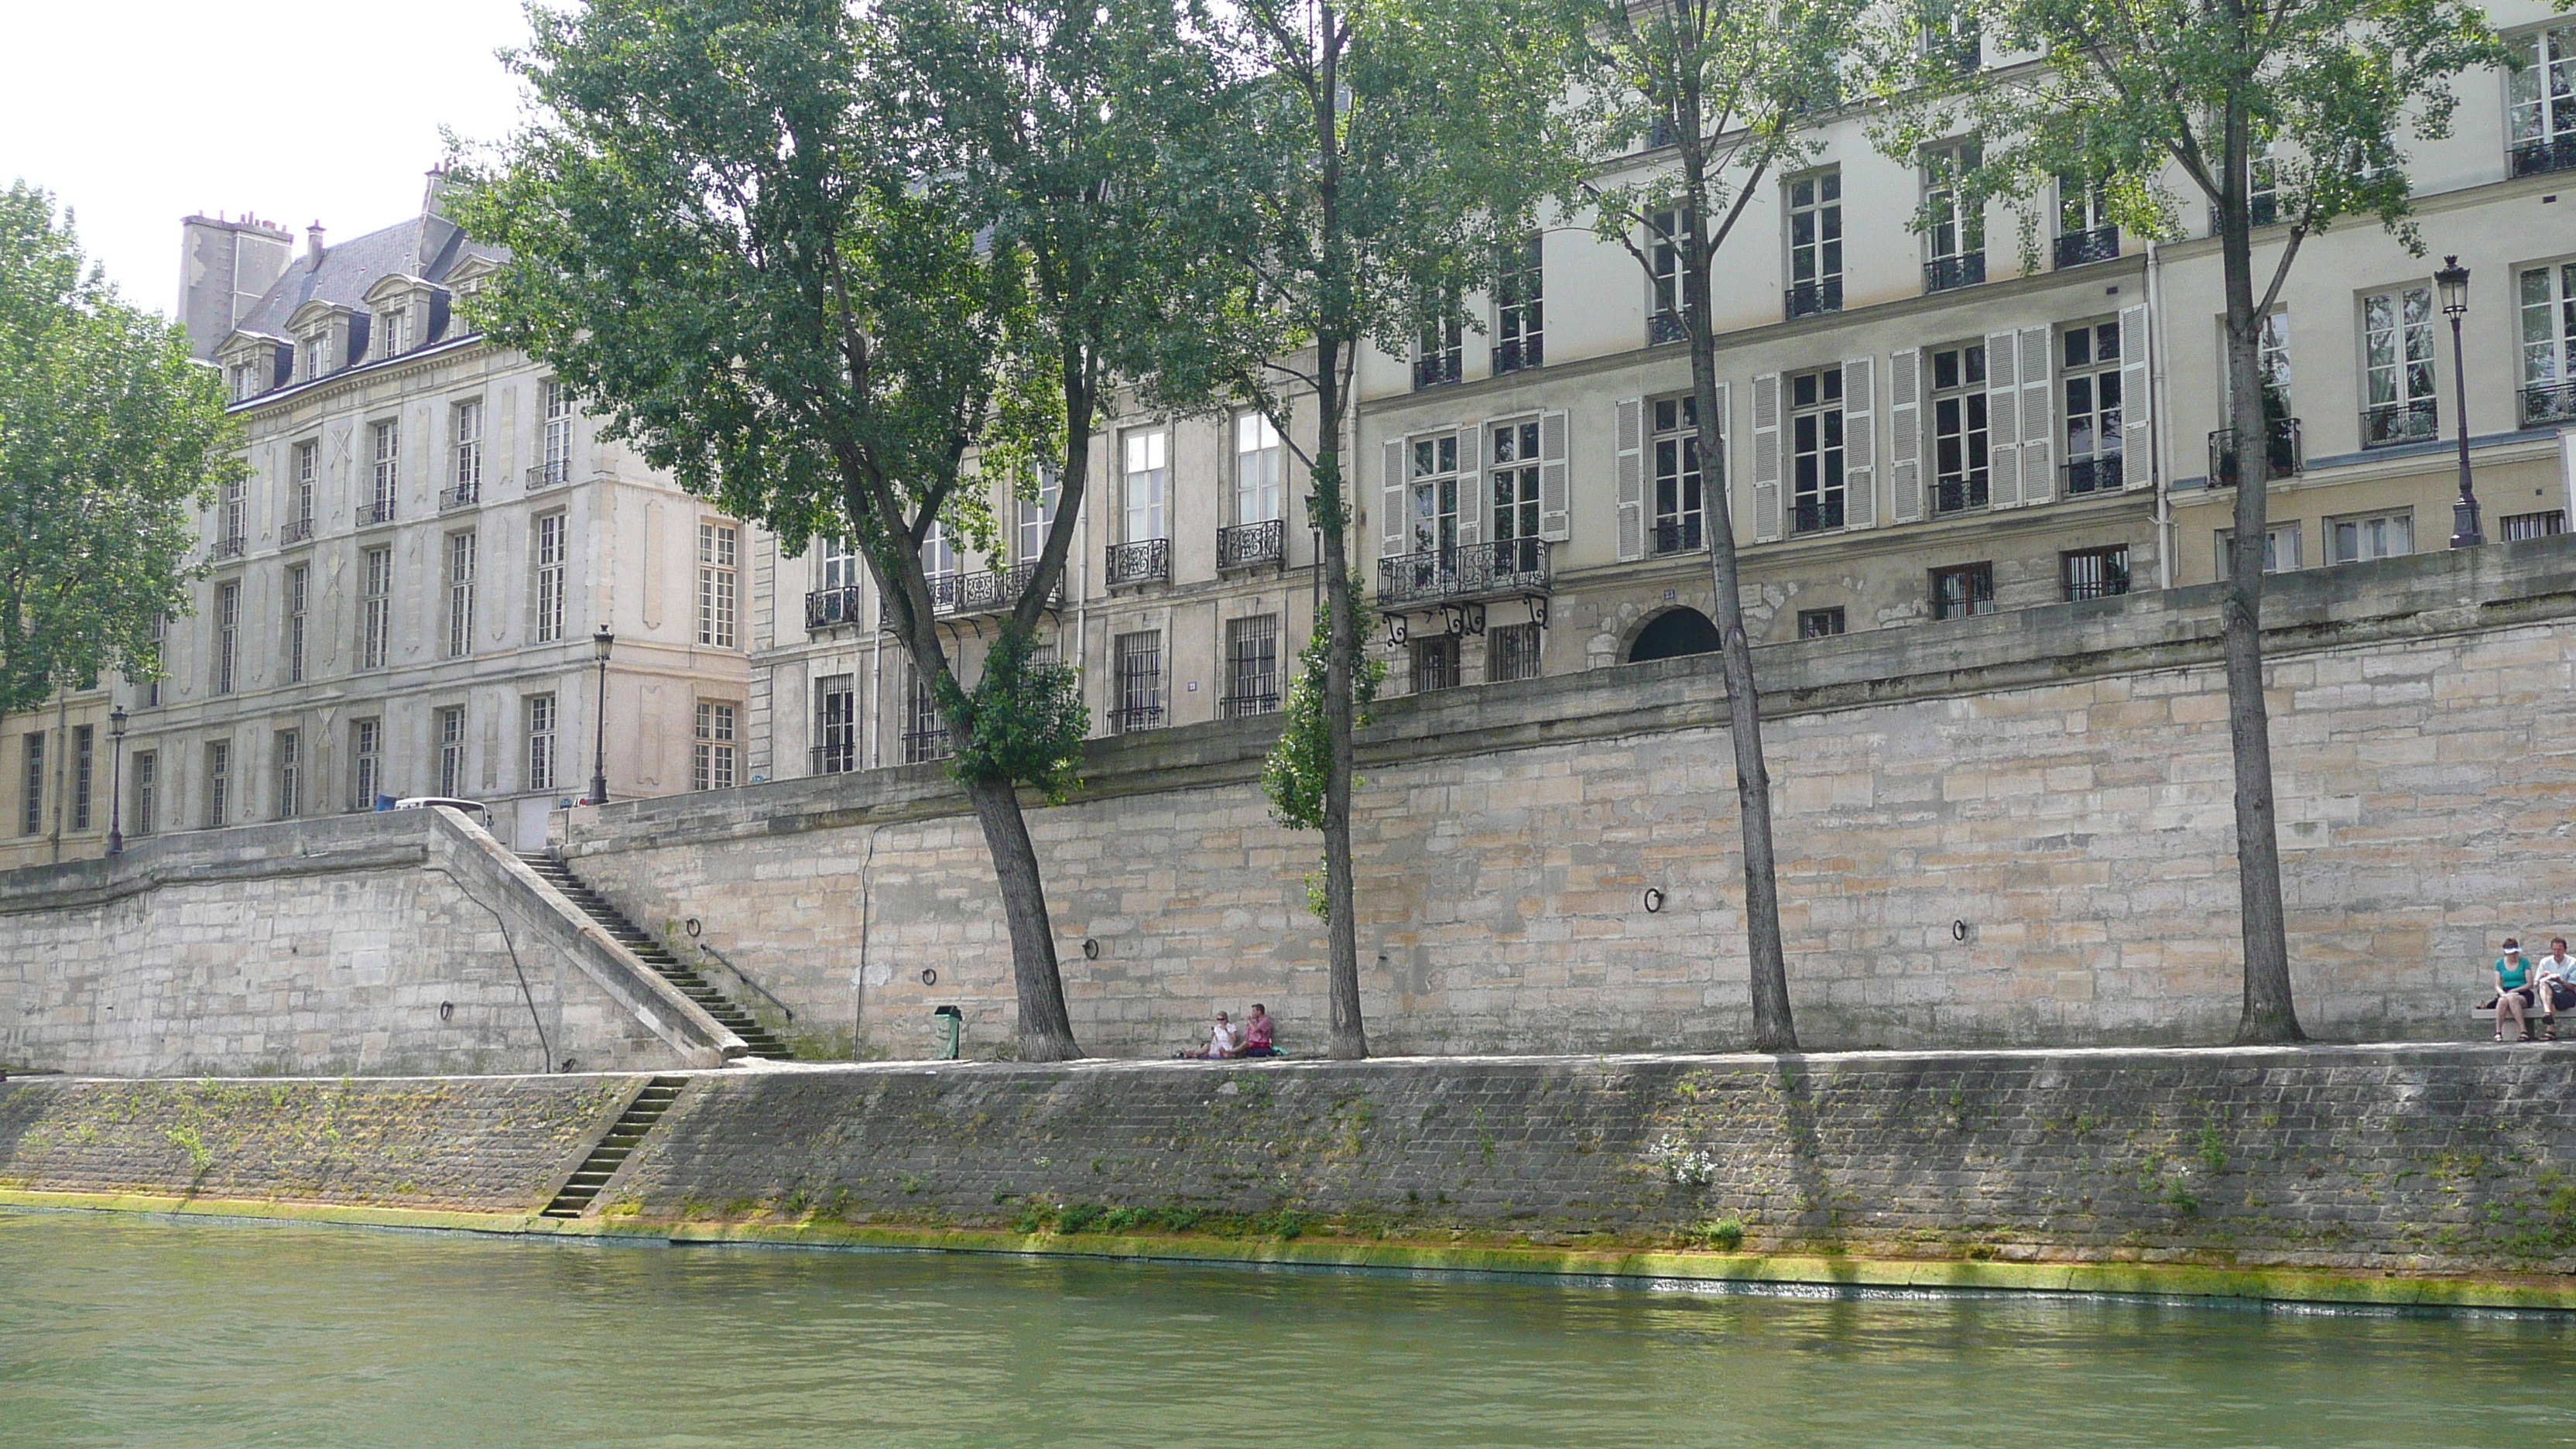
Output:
0,0,536,319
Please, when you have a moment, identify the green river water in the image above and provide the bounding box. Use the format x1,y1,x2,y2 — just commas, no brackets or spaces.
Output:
2,1210,2571,1447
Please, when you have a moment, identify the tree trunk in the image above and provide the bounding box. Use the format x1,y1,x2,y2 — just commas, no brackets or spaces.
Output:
2216,104,2304,1045
1314,419,1368,1060
964,773,1083,1060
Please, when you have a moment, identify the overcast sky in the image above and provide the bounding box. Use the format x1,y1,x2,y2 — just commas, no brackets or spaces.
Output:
2,0,536,320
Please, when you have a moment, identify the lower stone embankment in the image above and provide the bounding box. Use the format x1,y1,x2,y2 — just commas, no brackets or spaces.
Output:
5,1045,2574,1300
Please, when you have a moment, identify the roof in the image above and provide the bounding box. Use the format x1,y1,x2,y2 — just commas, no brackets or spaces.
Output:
231,211,505,339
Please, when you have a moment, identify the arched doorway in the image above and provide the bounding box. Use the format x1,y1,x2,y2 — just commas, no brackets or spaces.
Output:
1628,607,1721,663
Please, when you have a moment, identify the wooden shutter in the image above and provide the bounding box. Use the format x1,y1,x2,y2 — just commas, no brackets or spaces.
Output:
1889,348,1923,523
1841,355,1876,529
1381,437,1407,557
1455,422,1483,548
2017,325,2054,504
1615,397,1645,560
1751,373,1783,543
1983,331,2022,509
2119,302,2153,490
1538,409,1571,541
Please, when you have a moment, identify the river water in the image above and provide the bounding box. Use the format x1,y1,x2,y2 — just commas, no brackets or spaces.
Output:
2,1210,2570,1447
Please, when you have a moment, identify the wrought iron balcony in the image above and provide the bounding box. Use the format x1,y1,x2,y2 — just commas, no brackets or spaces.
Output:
933,560,1058,615
1492,335,1543,375
1784,278,1841,320
2511,135,2576,180
438,481,480,511
1376,538,1551,608
355,498,396,528
809,742,858,776
1219,690,1280,720
526,460,569,491
211,534,246,560
1218,517,1284,570
2522,382,2576,430
2362,398,2440,448
2207,418,2303,485
805,585,865,631
1653,516,1704,554
1649,310,1687,345
1105,537,1171,588
1923,253,1985,293
1109,704,1166,735
1413,352,1462,389
2054,224,2119,268
2064,455,2123,495
280,516,314,546
900,727,951,764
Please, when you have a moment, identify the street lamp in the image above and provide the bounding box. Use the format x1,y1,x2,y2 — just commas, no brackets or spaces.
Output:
2437,255,2484,549
105,705,127,856
589,627,615,806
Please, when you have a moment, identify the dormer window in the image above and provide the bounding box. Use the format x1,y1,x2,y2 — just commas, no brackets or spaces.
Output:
303,334,330,381
379,307,410,360
231,362,262,402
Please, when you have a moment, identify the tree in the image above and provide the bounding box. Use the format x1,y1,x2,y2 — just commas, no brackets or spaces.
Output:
0,182,232,713
457,0,1211,1060
1867,0,2507,1042
1574,0,1858,1053
1201,0,1586,1059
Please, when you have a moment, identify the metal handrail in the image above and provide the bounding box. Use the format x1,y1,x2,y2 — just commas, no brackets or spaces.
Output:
1217,519,1283,570
526,460,570,490
2054,224,2120,269
1105,538,1170,588
2361,399,2440,448
355,499,396,527
1376,539,1552,607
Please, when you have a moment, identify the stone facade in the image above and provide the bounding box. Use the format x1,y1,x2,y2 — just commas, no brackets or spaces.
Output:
565,536,2576,1060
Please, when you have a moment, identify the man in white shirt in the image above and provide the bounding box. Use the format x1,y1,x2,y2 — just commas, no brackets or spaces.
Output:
2536,937,2574,1039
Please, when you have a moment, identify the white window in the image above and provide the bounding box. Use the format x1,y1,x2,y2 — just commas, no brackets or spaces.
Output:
1930,343,1989,513
820,534,862,591
381,307,411,359
2331,510,2413,564
293,441,317,533
2362,286,2438,447
1648,207,1686,341
1495,236,1543,371
1234,413,1283,527
303,334,329,381
2509,25,2576,173
2062,320,2123,494
1019,468,1060,562
361,546,392,670
220,474,245,550
697,522,738,647
369,420,399,520
437,706,466,798
526,694,557,793
1651,396,1707,549
540,379,574,485
814,677,858,773
1410,432,1460,556
2217,523,2303,579
1122,431,1168,543
1415,292,1462,388
133,751,156,835
351,719,381,810
451,399,484,499
1786,171,1843,317
285,564,308,684
533,513,567,643
1923,142,1982,288
447,531,477,658
231,361,260,401
922,519,957,579
2519,262,2576,425
274,731,300,819
1491,419,1542,551
1789,367,1845,533
214,581,238,695
693,701,738,790
204,740,230,827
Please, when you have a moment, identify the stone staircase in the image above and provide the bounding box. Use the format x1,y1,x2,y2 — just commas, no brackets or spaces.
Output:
518,852,790,1060
540,1074,687,1219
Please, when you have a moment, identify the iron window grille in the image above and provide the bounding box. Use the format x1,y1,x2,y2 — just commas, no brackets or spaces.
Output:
1488,622,1542,683
1410,635,1461,693
1931,563,1996,620
1797,608,1847,639
1221,616,1280,719
2063,546,2131,601
1112,631,1165,734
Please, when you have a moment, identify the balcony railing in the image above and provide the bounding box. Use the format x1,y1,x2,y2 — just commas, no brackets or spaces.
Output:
2054,224,2120,269
1923,253,1985,293
1492,335,1543,375
526,460,570,492
438,481,480,511
1784,277,1842,320
2208,418,2303,485
1218,518,1284,570
1413,353,1462,389
809,742,858,776
2511,135,2576,180
2362,398,2441,449
211,534,246,560
280,516,314,546
1105,537,1171,588
1376,538,1552,608
2064,455,2123,495
355,498,396,528
1219,690,1280,720
1109,704,1166,735
1653,516,1704,554
1649,310,1687,345
2522,382,2576,430
805,585,865,631
901,728,951,765
932,560,1058,615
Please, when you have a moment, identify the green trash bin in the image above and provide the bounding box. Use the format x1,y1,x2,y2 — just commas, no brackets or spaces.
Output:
932,1005,963,1060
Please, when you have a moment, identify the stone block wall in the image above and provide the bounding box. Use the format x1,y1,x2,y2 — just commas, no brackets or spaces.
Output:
563,537,2576,1057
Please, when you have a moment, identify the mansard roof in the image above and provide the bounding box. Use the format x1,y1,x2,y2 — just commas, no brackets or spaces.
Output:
231,212,503,341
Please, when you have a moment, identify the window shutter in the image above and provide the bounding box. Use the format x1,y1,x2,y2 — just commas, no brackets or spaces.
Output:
1615,397,1645,560
1455,422,1482,548
1841,355,1876,529
1381,438,1407,557
1983,331,2023,509
2017,325,2054,504
1889,348,1923,523
1538,409,1571,542
2119,303,2153,490
1751,373,1783,543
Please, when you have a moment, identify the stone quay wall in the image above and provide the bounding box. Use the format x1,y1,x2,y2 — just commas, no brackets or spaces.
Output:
561,536,2576,1058
0,807,710,1077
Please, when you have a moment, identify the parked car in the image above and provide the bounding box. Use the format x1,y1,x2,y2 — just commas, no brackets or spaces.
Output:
393,796,492,829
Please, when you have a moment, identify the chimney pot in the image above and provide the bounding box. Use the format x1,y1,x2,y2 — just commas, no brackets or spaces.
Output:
305,221,326,262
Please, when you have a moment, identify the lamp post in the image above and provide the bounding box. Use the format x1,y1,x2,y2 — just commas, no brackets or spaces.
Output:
589,627,615,806
105,705,127,856
2437,255,2485,549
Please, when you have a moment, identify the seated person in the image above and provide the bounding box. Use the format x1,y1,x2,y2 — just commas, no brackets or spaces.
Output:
2494,940,2542,1042
1185,1011,1239,1060
2537,937,2574,1038
1237,1003,1278,1058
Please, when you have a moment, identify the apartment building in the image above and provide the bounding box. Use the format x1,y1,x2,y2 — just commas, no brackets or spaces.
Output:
0,175,751,864
759,3,2575,770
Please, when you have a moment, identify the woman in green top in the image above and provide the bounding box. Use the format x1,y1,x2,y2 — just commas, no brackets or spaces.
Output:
2494,939,2540,1042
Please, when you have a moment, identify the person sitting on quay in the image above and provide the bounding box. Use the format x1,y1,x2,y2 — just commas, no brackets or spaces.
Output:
2537,937,2576,1035
1183,1010,1239,1060
2491,939,2550,1043
1236,1004,1278,1059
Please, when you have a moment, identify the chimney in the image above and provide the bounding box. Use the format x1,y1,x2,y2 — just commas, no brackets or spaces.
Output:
306,221,327,263
176,213,293,361
422,163,454,219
